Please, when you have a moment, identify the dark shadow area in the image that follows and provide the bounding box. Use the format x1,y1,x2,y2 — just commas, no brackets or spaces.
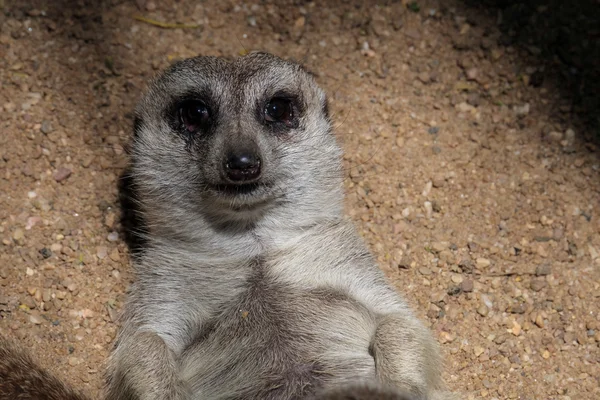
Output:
117,165,148,258
2,0,145,254
459,0,600,143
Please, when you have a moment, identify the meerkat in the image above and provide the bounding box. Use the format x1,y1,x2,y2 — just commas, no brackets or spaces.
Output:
106,52,453,400
0,337,416,400
0,338,89,400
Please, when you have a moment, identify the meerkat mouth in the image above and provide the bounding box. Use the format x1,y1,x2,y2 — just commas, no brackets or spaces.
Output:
213,183,261,196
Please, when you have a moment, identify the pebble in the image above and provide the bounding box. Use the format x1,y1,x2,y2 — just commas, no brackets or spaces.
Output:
29,313,43,325
542,350,550,359
109,248,121,262
50,243,62,252
68,356,80,366
456,102,475,113
53,167,72,182
13,229,25,244
3,102,16,112
476,258,491,268
474,346,485,357
477,304,489,317
40,120,53,134
97,246,108,259
511,320,522,336
460,279,474,292
466,68,478,81
107,231,119,242
417,72,430,84
419,267,432,275
530,279,547,292
431,242,447,253
535,264,552,276
439,331,456,344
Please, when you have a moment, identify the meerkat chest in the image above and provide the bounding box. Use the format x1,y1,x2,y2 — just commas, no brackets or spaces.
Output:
178,267,378,399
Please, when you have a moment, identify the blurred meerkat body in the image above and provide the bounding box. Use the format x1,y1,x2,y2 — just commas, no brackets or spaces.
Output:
0,338,89,400
107,52,451,400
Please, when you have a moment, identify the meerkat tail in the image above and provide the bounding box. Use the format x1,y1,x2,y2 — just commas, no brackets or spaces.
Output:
0,338,90,400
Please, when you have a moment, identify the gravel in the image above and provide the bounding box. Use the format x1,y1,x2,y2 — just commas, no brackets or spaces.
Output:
0,1,598,399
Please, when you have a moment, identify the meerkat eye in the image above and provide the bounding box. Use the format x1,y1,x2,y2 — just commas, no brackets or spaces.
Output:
179,101,211,133
265,98,293,125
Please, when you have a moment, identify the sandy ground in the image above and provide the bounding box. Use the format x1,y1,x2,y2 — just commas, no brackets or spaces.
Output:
1,0,599,399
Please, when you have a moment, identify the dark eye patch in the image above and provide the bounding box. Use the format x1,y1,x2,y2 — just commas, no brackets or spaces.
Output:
265,98,293,125
179,100,211,133
167,89,218,138
261,91,301,132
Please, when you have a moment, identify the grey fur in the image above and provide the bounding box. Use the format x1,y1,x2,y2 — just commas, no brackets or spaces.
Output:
107,52,453,400
0,337,89,400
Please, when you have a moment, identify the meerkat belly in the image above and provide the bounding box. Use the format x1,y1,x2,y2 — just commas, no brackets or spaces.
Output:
179,282,377,399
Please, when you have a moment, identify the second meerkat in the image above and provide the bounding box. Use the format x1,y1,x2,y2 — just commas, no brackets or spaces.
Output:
108,52,452,400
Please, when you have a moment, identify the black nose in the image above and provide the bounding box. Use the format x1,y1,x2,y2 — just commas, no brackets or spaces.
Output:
224,151,262,182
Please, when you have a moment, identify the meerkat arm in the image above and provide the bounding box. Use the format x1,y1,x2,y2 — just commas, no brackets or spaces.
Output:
371,313,447,399
106,331,189,400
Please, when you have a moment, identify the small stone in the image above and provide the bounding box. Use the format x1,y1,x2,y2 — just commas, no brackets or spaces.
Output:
13,229,25,244
431,242,447,253
104,213,116,229
547,131,563,142
53,167,72,182
40,120,53,134
458,259,474,274
50,243,62,253
447,286,461,296
68,357,79,366
417,71,430,84
542,350,550,359
81,155,95,168
432,174,445,188
474,346,485,357
439,331,456,344
513,103,530,116
97,246,108,259
530,279,547,292
107,231,119,242
466,68,478,81
460,279,474,292
109,248,121,262
39,247,52,258
534,313,544,328
535,264,552,276
397,255,412,269
511,320,522,336
430,291,447,304
477,304,489,317
508,303,526,314
419,267,432,275
29,313,43,325
456,102,474,113
476,258,491,268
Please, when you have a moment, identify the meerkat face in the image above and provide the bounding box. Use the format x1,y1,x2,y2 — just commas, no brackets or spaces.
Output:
132,52,342,227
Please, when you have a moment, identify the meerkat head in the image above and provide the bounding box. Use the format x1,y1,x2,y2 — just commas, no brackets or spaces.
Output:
130,52,344,237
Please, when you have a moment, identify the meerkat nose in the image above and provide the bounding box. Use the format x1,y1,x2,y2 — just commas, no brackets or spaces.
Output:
224,150,262,182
